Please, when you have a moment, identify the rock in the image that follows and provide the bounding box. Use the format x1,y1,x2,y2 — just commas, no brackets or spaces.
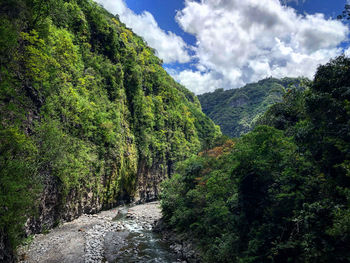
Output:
18,202,188,263
0,229,14,263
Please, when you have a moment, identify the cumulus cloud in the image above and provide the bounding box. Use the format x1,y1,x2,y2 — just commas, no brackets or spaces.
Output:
166,68,228,95
172,0,349,94
94,0,191,64
95,0,349,94
345,47,350,57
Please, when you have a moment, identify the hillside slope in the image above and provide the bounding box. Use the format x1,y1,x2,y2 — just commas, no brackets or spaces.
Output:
0,0,220,260
198,77,306,137
161,57,350,262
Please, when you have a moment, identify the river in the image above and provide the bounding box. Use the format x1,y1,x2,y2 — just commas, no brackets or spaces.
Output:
17,202,180,263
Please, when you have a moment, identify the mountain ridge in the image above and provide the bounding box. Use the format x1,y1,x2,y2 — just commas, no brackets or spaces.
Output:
198,77,307,137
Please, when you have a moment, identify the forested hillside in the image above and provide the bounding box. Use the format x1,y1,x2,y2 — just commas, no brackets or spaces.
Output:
198,78,307,137
161,56,350,262
0,0,219,260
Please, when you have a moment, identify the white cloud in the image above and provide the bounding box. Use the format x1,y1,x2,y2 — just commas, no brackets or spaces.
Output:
167,68,228,95
95,0,349,94
280,0,307,5
94,0,191,64
345,47,350,57
172,0,349,94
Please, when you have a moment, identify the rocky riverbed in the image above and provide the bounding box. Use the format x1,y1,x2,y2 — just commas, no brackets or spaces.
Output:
17,202,199,263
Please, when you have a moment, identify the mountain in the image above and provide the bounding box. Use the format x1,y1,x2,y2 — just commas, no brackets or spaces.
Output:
198,77,307,137
0,0,220,260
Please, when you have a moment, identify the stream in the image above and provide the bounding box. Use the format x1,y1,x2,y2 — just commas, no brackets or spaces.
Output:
18,202,181,263
105,205,178,262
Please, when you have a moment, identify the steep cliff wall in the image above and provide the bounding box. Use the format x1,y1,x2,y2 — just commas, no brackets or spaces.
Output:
0,0,220,259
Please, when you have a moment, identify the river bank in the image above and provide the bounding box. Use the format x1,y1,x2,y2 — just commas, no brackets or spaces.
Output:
16,202,200,263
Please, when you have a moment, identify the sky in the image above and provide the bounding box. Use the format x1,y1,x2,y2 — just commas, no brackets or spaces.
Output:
94,0,350,94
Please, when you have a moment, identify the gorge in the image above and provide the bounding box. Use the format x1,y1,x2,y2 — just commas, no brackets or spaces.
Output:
0,0,219,261
1,0,350,263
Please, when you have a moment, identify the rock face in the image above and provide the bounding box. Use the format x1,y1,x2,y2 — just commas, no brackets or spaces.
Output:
25,175,61,236
24,175,103,238
229,95,248,107
135,160,168,203
23,158,170,239
0,230,14,263
0,0,220,260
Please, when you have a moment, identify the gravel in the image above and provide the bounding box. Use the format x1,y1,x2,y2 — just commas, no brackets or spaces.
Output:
17,202,163,263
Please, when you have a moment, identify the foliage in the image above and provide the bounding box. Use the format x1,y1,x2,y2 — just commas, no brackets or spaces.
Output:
256,84,309,136
161,57,350,262
198,77,308,137
0,127,40,248
0,0,220,254
337,4,350,20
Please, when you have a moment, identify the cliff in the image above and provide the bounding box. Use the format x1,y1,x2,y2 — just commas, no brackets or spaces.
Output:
0,0,220,260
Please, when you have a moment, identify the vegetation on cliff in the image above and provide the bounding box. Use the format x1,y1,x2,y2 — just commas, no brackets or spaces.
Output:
0,0,219,257
161,56,350,262
198,77,307,137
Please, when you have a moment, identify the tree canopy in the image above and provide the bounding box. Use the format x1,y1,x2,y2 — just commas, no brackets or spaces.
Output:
161,56,350,262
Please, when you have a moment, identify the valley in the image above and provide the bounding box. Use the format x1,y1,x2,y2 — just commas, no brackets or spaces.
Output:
1,0,349,262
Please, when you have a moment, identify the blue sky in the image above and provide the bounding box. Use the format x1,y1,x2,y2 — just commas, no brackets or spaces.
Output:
122,0,195,44
124,0,347,46
96,0,350,94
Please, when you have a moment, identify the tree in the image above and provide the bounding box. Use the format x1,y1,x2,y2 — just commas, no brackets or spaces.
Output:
337,4,350,20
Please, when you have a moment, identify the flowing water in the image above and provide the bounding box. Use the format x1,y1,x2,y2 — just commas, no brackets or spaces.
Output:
17,202,180,263
104,205,178,263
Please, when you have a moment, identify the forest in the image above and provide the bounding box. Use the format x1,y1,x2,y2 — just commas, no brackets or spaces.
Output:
198,77,308,137
161,56,350,262
1,0,350,262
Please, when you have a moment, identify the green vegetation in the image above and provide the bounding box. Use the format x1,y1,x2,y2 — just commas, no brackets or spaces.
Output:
198,77,307,137
0,0,219,256
161,56,350,262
